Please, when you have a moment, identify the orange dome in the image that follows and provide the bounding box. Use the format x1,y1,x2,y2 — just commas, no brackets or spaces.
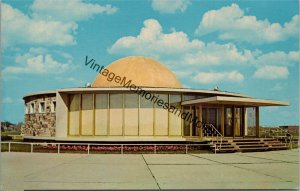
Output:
92,56,181,88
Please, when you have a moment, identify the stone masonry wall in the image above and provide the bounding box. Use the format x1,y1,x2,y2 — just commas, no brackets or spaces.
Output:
22,94,56,137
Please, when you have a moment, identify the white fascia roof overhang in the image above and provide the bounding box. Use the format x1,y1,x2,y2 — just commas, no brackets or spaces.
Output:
181,96,289,107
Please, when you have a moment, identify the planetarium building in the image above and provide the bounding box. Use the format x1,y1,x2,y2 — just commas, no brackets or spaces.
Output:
22,56,289,142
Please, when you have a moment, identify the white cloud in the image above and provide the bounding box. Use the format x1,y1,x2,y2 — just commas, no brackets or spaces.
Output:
182,42,252,66
173,71,192,78
2,3,77,47
253,66,289,79
28,47,48,54
109,19,203,57
251,50,298,81
253,50,299,66
109,19,252,67
192,71,244,84
2,1,117,47
195,3,299,44
151,0,190,14
2,49,71,76
31,0,117,22
109,18,298,85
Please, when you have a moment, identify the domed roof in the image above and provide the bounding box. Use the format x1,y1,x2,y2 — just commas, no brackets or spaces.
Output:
92,56,181,88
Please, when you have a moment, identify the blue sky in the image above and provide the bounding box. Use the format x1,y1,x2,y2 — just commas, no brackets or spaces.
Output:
1,0,299,126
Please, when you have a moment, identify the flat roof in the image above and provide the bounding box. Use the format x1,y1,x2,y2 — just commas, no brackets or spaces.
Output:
23,87,251,99
56,87,251,98
23,90,56,99
181,96,289,106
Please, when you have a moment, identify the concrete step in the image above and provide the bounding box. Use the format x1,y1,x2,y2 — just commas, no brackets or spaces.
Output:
210,143,232,146
216,148,238,153
268,146,288,150
238,145,268,148
238,147,269,152
210,144,235,147
208,138,290,153
210,140,230,143
264,140,280,143
235,142,265,145
268,144,287,147
232,139,262,142
213,146,236,150
216,145,235,148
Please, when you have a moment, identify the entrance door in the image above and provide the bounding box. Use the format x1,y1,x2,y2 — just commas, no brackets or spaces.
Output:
183,105,198,137
234,107,243,137
224,107,244,137
224,107,233,136
208,108,217,127
202,107,221,132
192,106,198,136
183,106,191,136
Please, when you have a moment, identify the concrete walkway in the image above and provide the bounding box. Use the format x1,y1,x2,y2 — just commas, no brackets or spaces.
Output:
1,149,299,190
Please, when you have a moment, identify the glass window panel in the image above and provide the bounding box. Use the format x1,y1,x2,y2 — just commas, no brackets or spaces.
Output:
191,106,197,136
30,103,35,113
217,108,222,132
95,94,108,135
69,94,80,111
81,94,93,135
155,94,168,108
124,94,139,135
51,101,56,112
109,94,123,135
202,108,207,124
183,106,190,136
69,94,80,135
95,94,108,109
246,107,256,136
183,94,196,101
82,94,93,110
140,95,153,108
170,94,181,108
39,102,45,113
225,107,233,136
110,94,123,109
124,94,138,108
139,94,154,135
169,94,182,136
234,107,242,136
154,94,168,136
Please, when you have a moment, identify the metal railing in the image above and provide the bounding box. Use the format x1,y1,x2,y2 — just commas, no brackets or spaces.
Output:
262,127,294,149
202,124,223,150
1,142,220,154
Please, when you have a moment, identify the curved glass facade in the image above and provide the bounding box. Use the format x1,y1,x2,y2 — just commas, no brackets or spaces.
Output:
67,92,258,138
68,92,184,137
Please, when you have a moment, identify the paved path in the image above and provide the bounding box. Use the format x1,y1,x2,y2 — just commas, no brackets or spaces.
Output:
1,149,299,190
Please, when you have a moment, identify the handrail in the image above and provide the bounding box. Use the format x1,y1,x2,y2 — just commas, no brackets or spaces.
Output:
202,123,223,150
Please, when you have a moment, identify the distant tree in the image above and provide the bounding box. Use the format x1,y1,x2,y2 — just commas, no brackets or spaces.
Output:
1,121,20,132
